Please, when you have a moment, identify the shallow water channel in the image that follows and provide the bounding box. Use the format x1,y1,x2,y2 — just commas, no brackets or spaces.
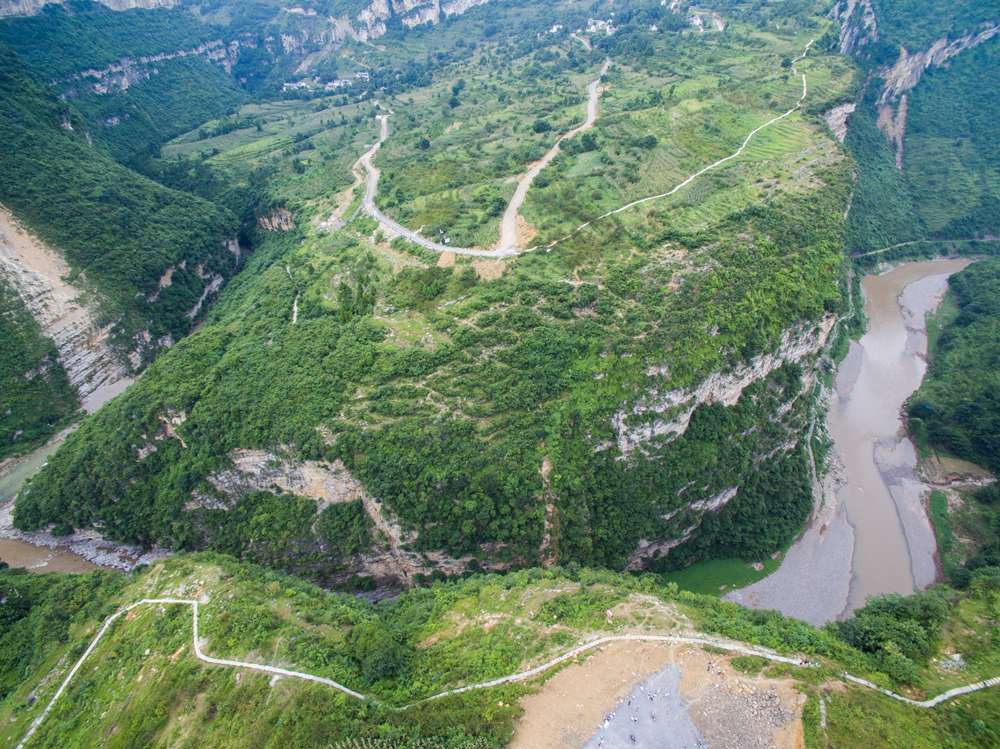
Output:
0,379,130,573
728,258,971,623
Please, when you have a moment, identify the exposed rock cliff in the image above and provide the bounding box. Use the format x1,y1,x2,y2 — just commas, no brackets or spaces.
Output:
188,448,505,583
258,208,295,232
872,23,999,169
0,206,130,412
877,24,1000,105
831,0,878,56
60,38,251,96
823,102,856,143
0,0,177,17
613,316,837,455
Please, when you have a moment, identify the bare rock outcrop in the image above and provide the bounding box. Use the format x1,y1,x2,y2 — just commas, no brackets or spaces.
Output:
62,38,251,96
872,23,999,168
824,102,856,143
0,0,177,17
0,206,130,412
189,448,501,582
613,316,837,455
258,208,295,232
831,0,878,55
877,24,1000,106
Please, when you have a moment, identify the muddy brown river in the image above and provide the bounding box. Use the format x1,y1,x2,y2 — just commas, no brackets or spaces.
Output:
729,258,971,623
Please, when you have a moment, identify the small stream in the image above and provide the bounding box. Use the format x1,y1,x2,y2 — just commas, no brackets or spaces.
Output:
728,259,971,623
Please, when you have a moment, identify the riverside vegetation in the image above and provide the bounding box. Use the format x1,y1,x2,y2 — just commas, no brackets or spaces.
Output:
909,259,1000,589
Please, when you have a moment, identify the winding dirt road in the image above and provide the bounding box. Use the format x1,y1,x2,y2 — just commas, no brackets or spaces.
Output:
16,596,1000,748
497,59,611,253
361,115,511,257
354,39,816,259
359,58,611,258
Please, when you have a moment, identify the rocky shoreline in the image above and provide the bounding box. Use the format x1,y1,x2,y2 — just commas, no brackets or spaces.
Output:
0,497,169,571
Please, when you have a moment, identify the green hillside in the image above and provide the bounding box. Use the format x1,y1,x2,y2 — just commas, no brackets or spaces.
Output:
1,555,998,748
0,45,238,358
11,0,857,585
845,3,1000,253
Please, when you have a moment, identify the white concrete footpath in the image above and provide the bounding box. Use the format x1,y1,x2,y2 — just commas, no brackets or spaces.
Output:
16,597,1000,747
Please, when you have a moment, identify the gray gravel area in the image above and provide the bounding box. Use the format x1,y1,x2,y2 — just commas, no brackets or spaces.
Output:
724,500,855,625
583,665,705,749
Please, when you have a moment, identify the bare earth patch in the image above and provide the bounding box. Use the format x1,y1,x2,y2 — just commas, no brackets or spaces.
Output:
436,250,456,268
516,214,538,249
509,641,675,749
510,643,804,749
473,259,506,280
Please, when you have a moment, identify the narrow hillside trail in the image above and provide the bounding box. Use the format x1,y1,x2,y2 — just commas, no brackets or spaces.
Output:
16,597,1000,748
571,31,592,52
317,128,385,234
497,58,611,253
526,38,817,252
852,236,1000,258
354,39,816,259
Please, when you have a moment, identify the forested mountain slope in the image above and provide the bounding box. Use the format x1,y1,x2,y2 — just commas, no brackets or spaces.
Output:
838,0,1000,254
12,0,859,586
0,0,501,457
0,47,239,362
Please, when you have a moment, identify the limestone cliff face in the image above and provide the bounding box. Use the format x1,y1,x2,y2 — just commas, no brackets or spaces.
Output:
187,448,507,583
60,38,251,96
831,0,878,56
613,316,837,455
877,24,1000,105
872,23,999,169
13,1,497,86
0,206,130,412
0,0,177,16
600,317,838,570
348,0,492,40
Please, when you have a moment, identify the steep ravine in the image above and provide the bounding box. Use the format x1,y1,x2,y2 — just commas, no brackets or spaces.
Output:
874,23,1000,169
0,206,130,411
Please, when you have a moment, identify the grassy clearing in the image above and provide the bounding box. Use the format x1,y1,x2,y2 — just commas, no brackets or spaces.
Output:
661,554,783,596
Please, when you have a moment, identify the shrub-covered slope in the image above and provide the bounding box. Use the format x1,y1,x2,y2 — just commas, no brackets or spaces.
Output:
1,555,998,748
13,1,857,586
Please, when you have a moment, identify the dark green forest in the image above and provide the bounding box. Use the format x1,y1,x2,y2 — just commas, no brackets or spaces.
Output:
845,8,1000,253
910,259,1000,475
